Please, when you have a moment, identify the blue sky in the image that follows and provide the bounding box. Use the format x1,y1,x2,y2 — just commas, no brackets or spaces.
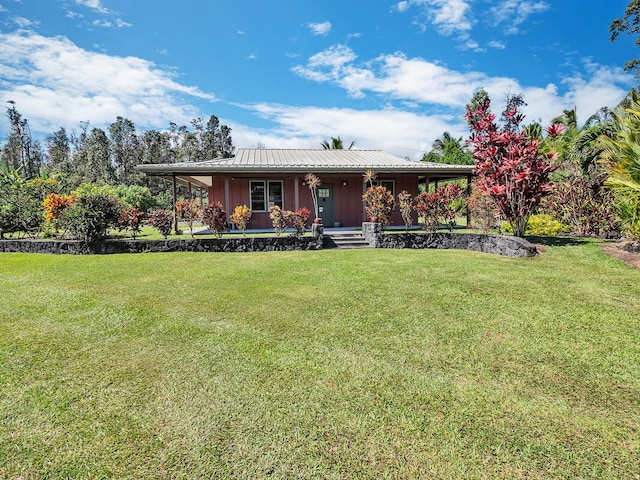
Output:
0,0,637,159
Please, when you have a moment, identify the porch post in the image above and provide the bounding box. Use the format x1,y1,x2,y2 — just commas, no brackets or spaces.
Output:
224,177,230,213
172,174,178,234
294,176,300,210
466,174,472,228
187,181,193,199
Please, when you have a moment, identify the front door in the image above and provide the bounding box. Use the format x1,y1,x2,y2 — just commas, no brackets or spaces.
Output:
317,185,334,226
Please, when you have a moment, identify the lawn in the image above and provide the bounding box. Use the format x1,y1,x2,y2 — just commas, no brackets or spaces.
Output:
0,241,639,478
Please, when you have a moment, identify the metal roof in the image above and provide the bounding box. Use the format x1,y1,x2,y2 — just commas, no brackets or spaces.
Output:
136,148,474,175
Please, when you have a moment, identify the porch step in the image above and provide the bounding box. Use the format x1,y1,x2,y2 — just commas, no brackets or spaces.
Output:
325,232,372,249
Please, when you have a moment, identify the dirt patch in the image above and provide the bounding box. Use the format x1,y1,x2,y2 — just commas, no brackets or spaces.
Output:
600,240,640,269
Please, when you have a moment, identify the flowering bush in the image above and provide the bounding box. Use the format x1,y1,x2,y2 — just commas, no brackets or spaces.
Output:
415,185,464,232
117,207,145,239
269,205,287,236
175,199,201,238
397,191,414,231
230,204,252,236
201,201,227,238
362,185,395,226
147,209,173,239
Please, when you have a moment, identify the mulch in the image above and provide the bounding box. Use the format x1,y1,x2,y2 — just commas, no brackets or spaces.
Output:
600,240,640,269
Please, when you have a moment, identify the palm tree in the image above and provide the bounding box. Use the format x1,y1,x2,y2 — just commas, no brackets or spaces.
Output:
601,92,640,240
321,136,355,150
422,131,473,165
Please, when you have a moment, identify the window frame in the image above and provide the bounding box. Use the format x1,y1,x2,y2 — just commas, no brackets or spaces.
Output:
249,180,284,212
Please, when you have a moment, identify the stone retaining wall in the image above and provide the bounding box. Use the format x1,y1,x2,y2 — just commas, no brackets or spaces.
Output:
374,231,538,257
0,235,323,255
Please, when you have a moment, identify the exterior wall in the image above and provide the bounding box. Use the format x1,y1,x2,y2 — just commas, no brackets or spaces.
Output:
207,173,423,228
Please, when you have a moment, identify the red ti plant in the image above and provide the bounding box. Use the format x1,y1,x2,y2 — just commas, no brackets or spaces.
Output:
397,190,414,231
201,201,227,238
465,94,555,237
414,184,464,232
175,199,201,238
118,207,145,239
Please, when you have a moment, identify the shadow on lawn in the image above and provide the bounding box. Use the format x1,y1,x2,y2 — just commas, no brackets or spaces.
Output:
524,235,592,247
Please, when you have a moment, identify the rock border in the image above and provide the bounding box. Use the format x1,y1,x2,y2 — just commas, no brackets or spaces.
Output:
0,235,323,254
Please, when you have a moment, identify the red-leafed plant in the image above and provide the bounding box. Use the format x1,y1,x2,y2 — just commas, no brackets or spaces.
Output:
201,201,227,238
465,93,555,237
147,209,173,239
118,207,145,239
397,190,414,231
175,199,201,238
362,185,395,226
414,184,465,232
285,207,311,237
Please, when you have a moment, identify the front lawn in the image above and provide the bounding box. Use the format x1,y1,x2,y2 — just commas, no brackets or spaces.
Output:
0,242,638,478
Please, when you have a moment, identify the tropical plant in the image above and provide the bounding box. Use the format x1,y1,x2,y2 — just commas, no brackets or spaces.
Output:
43,193,76,230
501,214,570,237
414,184,464,232
147,209,173,239
201,202,227,238
467,181,500,234
422,132,473,165
175,199,201,238
304,173,321,221
269,205,287,236
60,191,121,241
397,191,414,231
321,136,355,150
230,204,252,236
117,207,145,239
284,207,311,237
362,185,395,226
601,92,640,240
465,92,555,237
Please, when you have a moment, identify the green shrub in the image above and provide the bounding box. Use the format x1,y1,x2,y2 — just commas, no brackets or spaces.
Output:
502,214,570,236
61,192,121,241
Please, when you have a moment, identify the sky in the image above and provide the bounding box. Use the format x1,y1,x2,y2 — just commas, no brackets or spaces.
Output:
0,0,638,160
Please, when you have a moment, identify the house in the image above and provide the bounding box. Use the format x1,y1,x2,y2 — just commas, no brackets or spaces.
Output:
136,149,474,230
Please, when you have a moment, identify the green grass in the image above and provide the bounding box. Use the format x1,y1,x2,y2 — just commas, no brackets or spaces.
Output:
1,241,639,478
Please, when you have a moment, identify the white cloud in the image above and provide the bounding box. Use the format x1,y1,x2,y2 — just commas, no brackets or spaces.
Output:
74,0,108,14
489,0,549,35
307,21,332,36
0,30,216,135
488,41,506,49
292,44,634,129
236,103,461,159
247,53,257,60
395,0,473,35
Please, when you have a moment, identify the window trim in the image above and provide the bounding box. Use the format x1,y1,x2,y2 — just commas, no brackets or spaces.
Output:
249,179,284,212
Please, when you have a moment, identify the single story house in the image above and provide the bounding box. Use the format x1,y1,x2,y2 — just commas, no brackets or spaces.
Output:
136,148,474,230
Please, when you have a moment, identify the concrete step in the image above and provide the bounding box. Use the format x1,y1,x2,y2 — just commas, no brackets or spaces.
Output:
325,232,371,249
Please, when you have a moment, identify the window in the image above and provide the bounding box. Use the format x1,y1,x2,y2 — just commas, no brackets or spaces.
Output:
374,179,395,196
249,180,283,211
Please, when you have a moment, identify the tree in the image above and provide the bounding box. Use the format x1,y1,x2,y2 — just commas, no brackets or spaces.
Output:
46,127,72,177
85,127,114,184
610,0,640,76
601,91,640,240
422,131,473,165
1,101,43,178
321,136,355,150
109,116,141,185
465,92,555,237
